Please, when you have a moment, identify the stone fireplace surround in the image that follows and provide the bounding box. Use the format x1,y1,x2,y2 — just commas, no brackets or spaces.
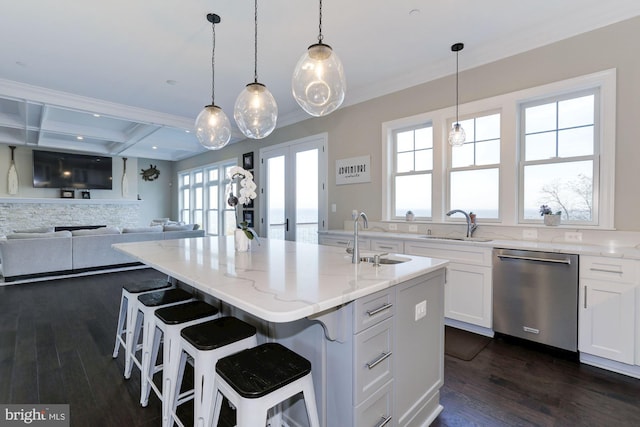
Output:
0,198,141,236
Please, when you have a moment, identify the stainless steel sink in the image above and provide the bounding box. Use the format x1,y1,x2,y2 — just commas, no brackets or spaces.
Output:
360,256,410,265
419,236,493,242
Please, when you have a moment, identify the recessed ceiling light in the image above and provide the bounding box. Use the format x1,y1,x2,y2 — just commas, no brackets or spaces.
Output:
166,80,178,85
152,146,158,150
409,8,421,16
15,61,27,67
76,136,84,140
185,130,191,133
93,113,101,117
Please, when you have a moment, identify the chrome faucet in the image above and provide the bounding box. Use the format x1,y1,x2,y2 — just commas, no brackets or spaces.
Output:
352,212,369,264
446,209,477,238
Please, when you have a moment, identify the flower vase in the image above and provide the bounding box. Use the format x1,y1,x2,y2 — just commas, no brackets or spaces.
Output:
544,214,561,226
234,229,251,252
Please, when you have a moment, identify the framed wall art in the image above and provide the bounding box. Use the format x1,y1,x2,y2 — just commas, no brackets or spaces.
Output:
242,152,254,170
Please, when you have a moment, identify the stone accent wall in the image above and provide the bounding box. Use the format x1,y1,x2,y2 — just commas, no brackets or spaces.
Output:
0,199,141,236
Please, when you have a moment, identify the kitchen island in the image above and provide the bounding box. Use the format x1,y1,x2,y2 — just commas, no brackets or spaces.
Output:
113,236,448,426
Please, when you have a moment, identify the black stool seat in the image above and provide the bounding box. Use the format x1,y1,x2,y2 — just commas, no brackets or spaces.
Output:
181,317,257,351
155,301,219,325
138,288,192,307
123,278,172,294
215,342,312,399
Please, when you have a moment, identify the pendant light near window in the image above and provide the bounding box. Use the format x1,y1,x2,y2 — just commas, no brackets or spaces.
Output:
234,0,277,139
195,13,231,150
448,42,466,147
292,0,346,117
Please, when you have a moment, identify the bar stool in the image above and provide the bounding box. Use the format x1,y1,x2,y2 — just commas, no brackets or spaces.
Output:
144,300,220,427
133,288,195,395
112,278,173,378
212,342,320,427
169,316,258,427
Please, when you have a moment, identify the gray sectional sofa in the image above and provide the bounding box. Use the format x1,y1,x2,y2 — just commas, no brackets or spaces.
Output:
0,225,204,282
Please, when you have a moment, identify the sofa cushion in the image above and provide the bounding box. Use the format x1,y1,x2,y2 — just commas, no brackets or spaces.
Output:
13,226,55,233
163,224,195,232
7,230,72,239
122,225,163,233
150,218,170,226
71,227,121,236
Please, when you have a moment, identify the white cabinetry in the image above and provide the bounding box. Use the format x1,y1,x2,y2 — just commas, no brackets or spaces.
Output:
579,256,638,364
404,241,492,331
323,270,445,426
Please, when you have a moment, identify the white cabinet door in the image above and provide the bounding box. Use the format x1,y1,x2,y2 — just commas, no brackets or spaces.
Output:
445,263,492,328
579,278,636,364
405,241,492,329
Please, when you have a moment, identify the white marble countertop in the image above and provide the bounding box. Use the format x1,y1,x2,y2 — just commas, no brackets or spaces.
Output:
320,229,640,260
113,236,448,323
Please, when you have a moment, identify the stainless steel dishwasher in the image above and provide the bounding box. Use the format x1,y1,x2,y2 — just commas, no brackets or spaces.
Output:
492,248,579,352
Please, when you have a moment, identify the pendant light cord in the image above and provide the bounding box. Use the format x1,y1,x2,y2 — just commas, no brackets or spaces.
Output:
253,0,258,83
318,0,324,43
210,20,217,105
455,49,459,124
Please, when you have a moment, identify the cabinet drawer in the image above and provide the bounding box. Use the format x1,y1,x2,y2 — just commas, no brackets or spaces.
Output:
354,318,394,405
319,235,370,250
371,239,403,253
580,256,638,283
405,242,491,266
354,380,393,427
354,288,395,333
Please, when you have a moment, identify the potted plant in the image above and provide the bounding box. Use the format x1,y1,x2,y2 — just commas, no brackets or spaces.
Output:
227,166,259,251
540,205,561,226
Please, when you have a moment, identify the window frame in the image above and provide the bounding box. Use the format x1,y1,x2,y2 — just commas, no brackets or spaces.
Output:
446,110,502,222
178,158,237,235
518,89,600,226
391,123,434,220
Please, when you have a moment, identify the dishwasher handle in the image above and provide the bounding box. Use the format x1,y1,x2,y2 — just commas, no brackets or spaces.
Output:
497,254,572,265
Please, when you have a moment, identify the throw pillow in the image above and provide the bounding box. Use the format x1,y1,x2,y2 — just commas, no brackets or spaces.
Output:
122,225,163,233
71,227,121,236
13,226,55,233
163,224,195,232
7,231,72,239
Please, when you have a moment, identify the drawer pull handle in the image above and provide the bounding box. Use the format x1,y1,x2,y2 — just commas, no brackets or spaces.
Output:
366,351,392,369
337,241,349,245
375,416,392,427
366,303,393,317
378,245,394,250
589,267,623,274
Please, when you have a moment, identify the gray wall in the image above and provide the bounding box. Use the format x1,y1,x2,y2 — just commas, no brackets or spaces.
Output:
174,16,640,232
137,158,173,225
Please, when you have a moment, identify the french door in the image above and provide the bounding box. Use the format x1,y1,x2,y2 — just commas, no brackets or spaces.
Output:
259,134,327,243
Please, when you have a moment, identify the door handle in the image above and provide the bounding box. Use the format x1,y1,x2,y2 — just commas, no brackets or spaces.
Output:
285,218,289,232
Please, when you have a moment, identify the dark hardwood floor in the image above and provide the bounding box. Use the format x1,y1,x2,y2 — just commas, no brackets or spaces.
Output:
1,270,639,426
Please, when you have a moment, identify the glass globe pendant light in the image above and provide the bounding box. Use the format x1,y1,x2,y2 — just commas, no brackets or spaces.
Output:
448,42,466,147
195,13,232,150
234,0,277,139
292,0,346,117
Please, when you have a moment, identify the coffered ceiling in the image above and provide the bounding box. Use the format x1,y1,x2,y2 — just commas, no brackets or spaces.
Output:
1,1,639,161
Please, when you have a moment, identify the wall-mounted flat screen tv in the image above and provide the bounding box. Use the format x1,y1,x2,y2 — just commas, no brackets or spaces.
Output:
33,150,113,189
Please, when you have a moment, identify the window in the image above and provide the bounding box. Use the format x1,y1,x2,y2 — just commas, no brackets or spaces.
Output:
392,124,433,219
382,69,615,228
178,159,236,235
448,113,500,219
520,91,598,224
